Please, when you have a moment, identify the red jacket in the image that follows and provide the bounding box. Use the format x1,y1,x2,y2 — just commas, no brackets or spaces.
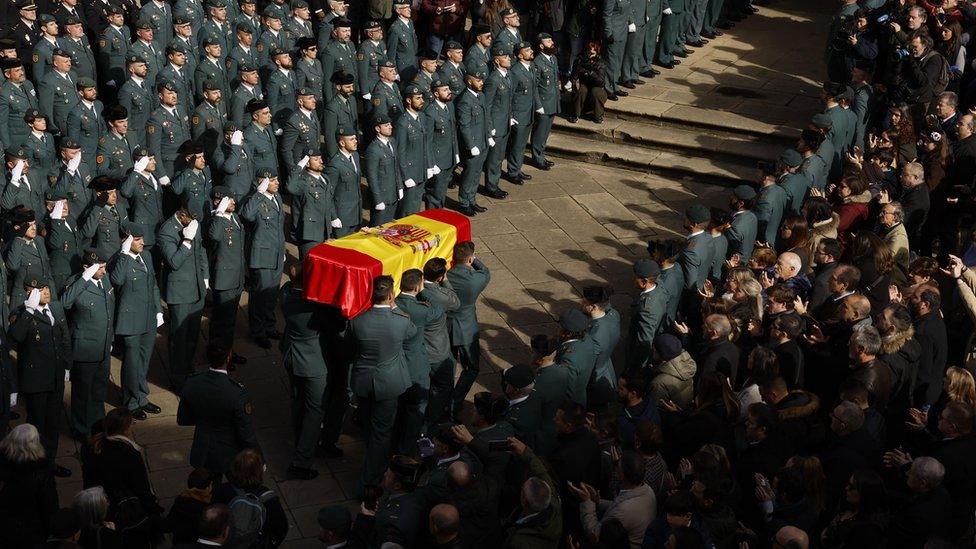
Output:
421,0,468,36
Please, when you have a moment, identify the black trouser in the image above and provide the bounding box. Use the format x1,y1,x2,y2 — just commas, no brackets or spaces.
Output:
24,387,63,466
450,339,480,417
357,394,398,490
394,382,428,455
288,370,328,468
425,356,455,430
209,288,242,350
70,357,111,438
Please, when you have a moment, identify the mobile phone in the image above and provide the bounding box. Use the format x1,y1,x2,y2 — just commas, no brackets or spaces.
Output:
418,437,435,458
488,439,512,452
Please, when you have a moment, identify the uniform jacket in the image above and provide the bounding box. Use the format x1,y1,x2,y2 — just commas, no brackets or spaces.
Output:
108,250,162,335
349,305,416,400
240,191,286,271
279,282,327,377
177,369,258,473
446,259,490,345
157,214,209,305
205,212,246,292
120,171,164,246
61,273,115,362
324,150,362,229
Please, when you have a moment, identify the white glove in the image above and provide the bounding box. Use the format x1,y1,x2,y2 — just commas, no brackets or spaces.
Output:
331,218,342,228
454,153,460,164
536,107,545,114
488,137,496,147
297,155,309,169
470,147,480,156
158,175,171,186
563,81,573,91
65,370,70,383
375,202,386,210
106,80,116,87
67,152,81,173
397,188,404,199
204,278,210,290
404,178,416,188
81,263,100,281
362,93,372,100
274,128,283,136
257,177,270,193
231,130,244,145
216,196,232,214
51,200,66,220
664,7,673,14
10,160,25,186
510,118,518,126
156,312,165,327
25,288,41,311
426,168,435,179
9,393,16,408
134,156,150,173
432,165,441,175
121,234,134,255
490,129,496,137
394,74,400,81
628,22,637,32
182,219,199,240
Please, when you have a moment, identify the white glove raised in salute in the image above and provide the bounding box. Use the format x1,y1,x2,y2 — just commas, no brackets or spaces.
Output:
182,219,199,240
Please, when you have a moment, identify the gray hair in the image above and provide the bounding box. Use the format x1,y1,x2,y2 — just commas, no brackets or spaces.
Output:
903,162,924,180
522,477,552,513
888,201,905,224
73,486,110,531
705,314,733,339
909,6,927,19
910,456,946,487
834,401,865,431
0,423,46,464
780,251,802,273
939,91,959,108
851,325,882,355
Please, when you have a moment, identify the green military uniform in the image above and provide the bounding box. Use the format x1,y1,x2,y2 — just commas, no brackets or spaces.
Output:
118,71,154,147
586,305,621,410
195,55,231,105
375,490,429,548
52,160,94,224
280,97,321,172
387,14,419,80
322,77,358,159
627,259,668,370
394,89,428,218
265,66,297,130
417,278,460,428
825,100,850,182
229,78,263,128
534,362,571,454
623,0,648,84
198,19,233,61
508,50,536,180
465,43,490,75
1,163,47,225
31,35,59,84
349,303,416,486
9,284,72,466
658,262,685,329
45,196,84,291
493,22,522,57
446,258,490,415
205,186,246,351
483,51,513,194
364,132,403,226
119,152,165,247
357,37,387,98
682,230,715,290
0,76,38,149
130,38,165,89
38,66,79,136
140,0,174,51
778,148,810,215
394,292,443,453
851,81,872,152
279,279,329,469
656,0,684,65
294,54,324,106
755,182,788,247
642,0,665,75
57,33,96,81
436,58,466,98
257,29,292,69
321,37,358,103
710,232,729,280
159,60,195,115
66,94,105,166
191,97,228,166
177,369,258,475
531,46,560,167
62,250,115,438
726,209,759,264
21,127,57,182
108,229,162,412
455,77,491,211
96,129,138,179
323,142,362,237
410,66,436,107
146,99,192,181
171,165,214,222
174,0,205,30
423,82,459,209
369,72,404,128
501,364,544,451
285,153,337,258
603,0,633,94
96,21,130,87
239,183,286,340
558,338,596,408
158,211,209,390
244,120,279,176
214,134,256,201
5,231,53,309
227,42,260,88
283,13,313,43
80,189,127,262
801,151,828,192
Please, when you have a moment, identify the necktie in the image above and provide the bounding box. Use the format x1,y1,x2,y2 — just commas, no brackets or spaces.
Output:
136,254,146,269
42,307,54,325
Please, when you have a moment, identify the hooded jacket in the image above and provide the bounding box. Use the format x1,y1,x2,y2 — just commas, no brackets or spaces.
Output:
880,325,921,412
774,390,826,454
648,351,697,408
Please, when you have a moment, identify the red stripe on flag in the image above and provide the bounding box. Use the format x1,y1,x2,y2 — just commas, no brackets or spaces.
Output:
416,208,472,241
303,243,383,318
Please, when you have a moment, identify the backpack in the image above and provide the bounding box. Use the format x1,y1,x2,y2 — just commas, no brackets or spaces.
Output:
926,50,950,94
227,487,275,549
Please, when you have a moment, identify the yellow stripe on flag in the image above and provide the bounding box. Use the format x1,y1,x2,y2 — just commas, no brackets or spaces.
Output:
328,214,459,293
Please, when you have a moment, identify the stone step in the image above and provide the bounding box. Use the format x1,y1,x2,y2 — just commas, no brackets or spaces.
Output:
552,115,784,167
544,132,756,187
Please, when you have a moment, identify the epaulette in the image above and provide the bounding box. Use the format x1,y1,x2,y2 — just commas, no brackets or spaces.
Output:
393,308,411,318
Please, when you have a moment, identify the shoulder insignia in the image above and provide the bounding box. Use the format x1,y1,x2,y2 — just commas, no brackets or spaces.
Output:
372,97,381,107
147,124,155,134
32,53,39,63
96,153,105,165
244,401,252,414
256,42,264,52
192,115,200,125
357,52,364,61
99,39,107,49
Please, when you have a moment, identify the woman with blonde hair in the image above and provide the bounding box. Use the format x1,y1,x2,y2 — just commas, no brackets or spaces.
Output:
0,424,58,549
908,366,976,433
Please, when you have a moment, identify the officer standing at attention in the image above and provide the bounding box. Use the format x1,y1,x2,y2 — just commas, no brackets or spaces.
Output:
243,99,279,177
240,168,286,349
206,186,248,364
229,63,263,128
96,6,130,92
395,84,428,218
198,0,233,58
147,81,192,184
108,222,163,421
320,18,358,103
0,58,38,149
394,269,443,454
191,81,229,167
265,47,298,131
627,258,667,370
130,20,164,89
411,50,439,105
44,187,83,291
95,105,137,180
66,78,105,167
322,70,358,159
280,265,328,480
482,45,513,201
680,204,715,291
172,18,200,78
293,38,324,109
159,44,195,115
61,249,114,440
423,80,459,210
9,275,73,477
388,0,419,81
286,147,337,259
350,275,416,488
603,0,633,100
507,41,536,185
258,9,293,69
281,88,321,174
437,41,467,97
118,55,154,147
493,8,523,54
323,126,362,237
195,37,231,104
21,110,56,182
725,185,759,263
177,340,259,479
655,0,684,72
227,24,259,86
418,258,461,428
80,176,127,261
531,33,560,171
172,142,214,221
157,200,210,392
120,147,165,255
446,241,491,420
777,148,812,215
357,21,387,100
466,25,492,75
140,0,174,52
31,14,60,84
284,0,314,43
455,70,490,217
369,59,404,131
365,114,403,226
57,16,94,82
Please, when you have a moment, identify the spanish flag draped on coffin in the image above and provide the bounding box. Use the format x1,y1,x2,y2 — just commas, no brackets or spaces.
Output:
303,209,472,318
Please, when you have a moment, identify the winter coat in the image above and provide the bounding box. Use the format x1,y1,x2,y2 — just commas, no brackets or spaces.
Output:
648,351,697,408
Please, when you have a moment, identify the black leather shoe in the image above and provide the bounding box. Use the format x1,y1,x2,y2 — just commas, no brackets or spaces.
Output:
718,21,735,29
672,59,682,65
533,161,552,171
747,6,759,13
142,402,162,414
634,78,646,85
544,160,555,167
457,206,477,216
640,69,660,77
482,188,507,199
619,81,635,89
232,353,248,365
607,93,619,101
317,443,344,458
674,51,688,58
567,116,579,123
287,465,319,480
689,40,707,47
54,465,72,478
472,204,488,212
655,61,676,69
616,90,629,97
132,408,148,421
520,173,533,181
254,337,272,349
503,173,523,185
594,116,604,124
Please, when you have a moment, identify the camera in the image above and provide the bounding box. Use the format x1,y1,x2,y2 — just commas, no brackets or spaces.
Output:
830,15,857,50
895,47,911,60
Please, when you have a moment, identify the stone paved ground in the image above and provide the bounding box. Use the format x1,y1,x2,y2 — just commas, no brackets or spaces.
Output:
31,0,831,545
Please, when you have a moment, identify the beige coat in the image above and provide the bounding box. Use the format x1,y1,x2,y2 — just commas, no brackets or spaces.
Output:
883,223,911,270
580,483,657,548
